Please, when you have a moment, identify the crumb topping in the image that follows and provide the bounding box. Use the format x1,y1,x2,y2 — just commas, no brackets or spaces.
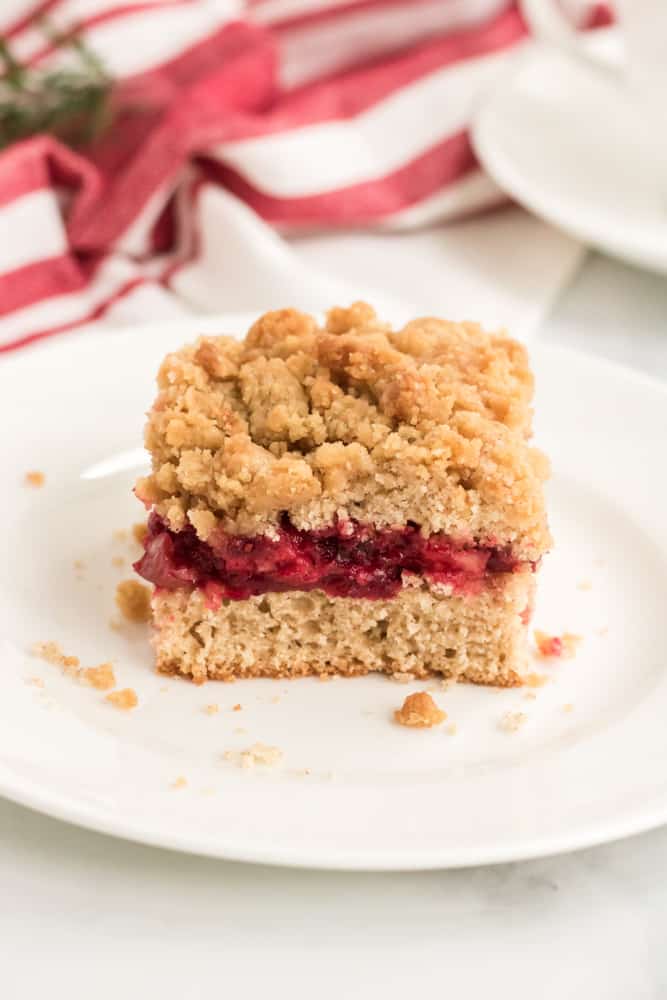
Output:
106,688,138,710
138,303,550,559
115,579,152,623
394,691,446,728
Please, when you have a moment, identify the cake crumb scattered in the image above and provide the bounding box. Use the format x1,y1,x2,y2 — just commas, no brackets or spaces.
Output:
112,529,128,543
524,691,537,701
82,663,116,691
24,470,45,488
524,672,548,688
394,691,446,728
108,617,122,631
270,695,281,704
577,579,592,591
105,688,138,711
31,641,80,676
224,743,283,769
499,711,527,733
73,559,85,571
115,580,151,623
232,703,242,712
534,630,582,660
132,522,148,545
203,703,219,715
171,776,187,789
446,723,458,736
111,556,125,568
25,676,45,688
392,671,416,684
563,703,574,713
233,727,247,735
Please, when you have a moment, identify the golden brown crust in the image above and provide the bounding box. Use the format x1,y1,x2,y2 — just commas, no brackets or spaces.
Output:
138,303,550,559
394,691,446,728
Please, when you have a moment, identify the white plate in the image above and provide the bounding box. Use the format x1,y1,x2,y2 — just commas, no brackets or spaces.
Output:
472,41,667,275
1,315,667,871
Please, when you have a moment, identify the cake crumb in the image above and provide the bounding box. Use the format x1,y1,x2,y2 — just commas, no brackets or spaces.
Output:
270,695,281,704
524,672,548,688
534,630,582,660
171,776,187,789
392,671,415,684
394,691,446,728
108,617,122,631
25,676,45,688
132,522,148,545
499,711,527,733
524,691,537,701
105,688,138,711
115,580,151,623
73,559,85,571
232,703,242,712
111,556,125,568
233,727,247,735
577,579,592,591
203,703,219,715
563,703,574,713
446,723,458,736
24,470,45,488
224,743,283,769
31,641,80,677
82,663,116,691
112,529,128,543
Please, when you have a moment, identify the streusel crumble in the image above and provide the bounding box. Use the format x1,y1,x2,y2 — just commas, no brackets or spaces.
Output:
134,304,550,685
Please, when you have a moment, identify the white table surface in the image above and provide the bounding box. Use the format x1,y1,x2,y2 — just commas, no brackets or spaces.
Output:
3,219,666,1000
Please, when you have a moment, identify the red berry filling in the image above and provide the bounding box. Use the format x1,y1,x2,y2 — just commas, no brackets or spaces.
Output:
135,514,529,602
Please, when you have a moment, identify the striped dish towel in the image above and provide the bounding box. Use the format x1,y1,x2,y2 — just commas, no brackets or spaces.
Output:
0,1,592,352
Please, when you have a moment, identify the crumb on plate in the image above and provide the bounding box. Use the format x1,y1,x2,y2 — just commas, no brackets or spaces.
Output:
577,580,592,591
446,723,458,736
115,579,151,623
25,676,45,688
394,691,446,728
203,703,219,715
111,556,125,568
112,529,128,542
232,703,242,712
534,630,582,660
171,776,187,789
224,742,283,769
105,688,138,710
82,662,116,691
392,671,415,684
563,703,574,713
499,710,527,733
24,470,45,488
31,640,80,676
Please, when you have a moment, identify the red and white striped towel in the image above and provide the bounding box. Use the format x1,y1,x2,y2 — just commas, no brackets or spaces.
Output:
0,0,601,352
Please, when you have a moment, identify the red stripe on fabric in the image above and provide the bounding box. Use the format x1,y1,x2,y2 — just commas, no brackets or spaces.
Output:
0,253,99,316
212,6,526,141
0,274,147,354
201,128,477,226
3,0,61,38
267,0,500,32
26,0,200,66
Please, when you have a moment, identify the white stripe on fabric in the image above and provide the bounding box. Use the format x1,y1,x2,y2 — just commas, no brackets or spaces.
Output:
0,188,68,272
276,0,509,88
14,1,241,76
214,48,513,197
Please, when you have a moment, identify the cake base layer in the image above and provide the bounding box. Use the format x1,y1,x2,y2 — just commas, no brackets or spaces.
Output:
151,573,534,686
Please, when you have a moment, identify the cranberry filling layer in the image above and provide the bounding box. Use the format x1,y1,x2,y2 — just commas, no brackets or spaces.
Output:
135,513,528,602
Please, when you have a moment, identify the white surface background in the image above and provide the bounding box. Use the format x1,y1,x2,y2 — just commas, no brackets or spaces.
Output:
3,210,667,998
